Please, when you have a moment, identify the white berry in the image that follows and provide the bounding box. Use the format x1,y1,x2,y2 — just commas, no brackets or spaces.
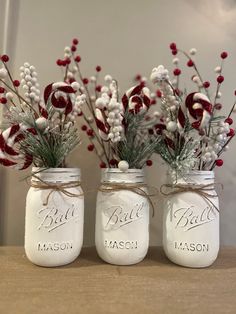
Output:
118,160,129,172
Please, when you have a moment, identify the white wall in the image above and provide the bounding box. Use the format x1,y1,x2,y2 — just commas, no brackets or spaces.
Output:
2,0,236,246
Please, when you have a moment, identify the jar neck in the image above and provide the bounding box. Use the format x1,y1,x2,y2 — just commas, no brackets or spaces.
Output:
168,170,215,185
101,168,145,184
31,168,81,183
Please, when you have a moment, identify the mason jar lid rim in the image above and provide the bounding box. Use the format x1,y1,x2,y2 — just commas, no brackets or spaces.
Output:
32,167,81,174
185,170,214,176
101,168,144,174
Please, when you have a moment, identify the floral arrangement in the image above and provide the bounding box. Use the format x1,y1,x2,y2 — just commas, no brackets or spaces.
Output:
143,42,235,175
56,38,160,171
0,54,80,170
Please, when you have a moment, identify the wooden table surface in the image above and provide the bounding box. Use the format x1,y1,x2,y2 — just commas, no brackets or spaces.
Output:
0,247,235,314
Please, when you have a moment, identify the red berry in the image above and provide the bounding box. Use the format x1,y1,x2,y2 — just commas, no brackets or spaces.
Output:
173,68,181,76
227,128,235,137
81,125,87,131
69,78,75,84
87,144,94,151
100,162,106,168
0,97,7,104
217,75,224,84
151,99,156,105
66,58,71,65
78,111,83,116
1,55,9,62
187,59,194,67
135,74,142,81
75,55,81,63
96,85,102,92
170,42,177,50
109,159,118,166
156,90,162,98
13,80,20,87
71,45,77,52
146,160,153,166
221,52,228,59
203,81,210,88
171,50,178,55
56,59,62,66
0,87,5,93
215,159,223,167
96,65,101,72
83,78,89,85
61,60,67,66
214,103,222,110
73,38,79,45
225,117,233,125
87,129,94,137
234,90,236,96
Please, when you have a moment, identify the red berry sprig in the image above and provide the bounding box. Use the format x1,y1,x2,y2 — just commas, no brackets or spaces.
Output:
87,144,95,151
217,75,224,84
146,160,153,166
96,65,101,72
173,68,181,76
215,159,223,167
1,55,9,62
221,52,228,59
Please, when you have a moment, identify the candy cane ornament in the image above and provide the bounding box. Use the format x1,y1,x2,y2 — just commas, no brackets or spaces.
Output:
0,124,33,170
178,92,212,130
122,84,151,113
95,108,109,141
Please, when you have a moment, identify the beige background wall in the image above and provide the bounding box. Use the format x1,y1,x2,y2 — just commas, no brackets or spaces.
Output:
1,0,236,246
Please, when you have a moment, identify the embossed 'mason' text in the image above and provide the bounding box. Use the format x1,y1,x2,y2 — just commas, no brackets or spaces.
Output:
104,240,138,249
174,241,209,252
37,242,73,251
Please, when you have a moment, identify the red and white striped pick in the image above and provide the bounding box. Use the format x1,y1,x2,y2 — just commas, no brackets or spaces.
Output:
178,92,212,130
0,124,33,170
95,108,109,141
122,84,151,113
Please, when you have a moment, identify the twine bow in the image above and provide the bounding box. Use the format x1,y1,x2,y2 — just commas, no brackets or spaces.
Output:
160,183,223,212
31,175,83,206
98,183,158,217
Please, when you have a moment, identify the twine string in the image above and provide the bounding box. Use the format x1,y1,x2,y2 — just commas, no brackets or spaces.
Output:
160,183,223,212
31,175,83,206
98,182,158,217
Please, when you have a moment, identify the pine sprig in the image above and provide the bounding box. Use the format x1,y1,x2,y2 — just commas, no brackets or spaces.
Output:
19,125,80,168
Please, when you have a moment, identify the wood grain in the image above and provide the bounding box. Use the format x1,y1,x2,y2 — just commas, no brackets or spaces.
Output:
0,247,236,314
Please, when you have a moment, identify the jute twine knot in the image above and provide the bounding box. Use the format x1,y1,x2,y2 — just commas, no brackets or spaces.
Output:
98,182,158,217
31,175,83,206
160,183,223,212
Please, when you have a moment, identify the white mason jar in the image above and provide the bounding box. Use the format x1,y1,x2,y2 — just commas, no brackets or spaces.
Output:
163,170,219,268
25,168,84,267
95,169,150,265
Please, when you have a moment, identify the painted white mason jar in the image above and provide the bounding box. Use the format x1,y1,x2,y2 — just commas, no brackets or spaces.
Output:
163,170,219,268
25,168,84,267
95,169,150,265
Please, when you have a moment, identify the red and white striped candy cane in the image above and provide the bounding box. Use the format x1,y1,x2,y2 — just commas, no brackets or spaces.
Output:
0,124,33,170
186,92,212,129
122,84,150,113
95,108,109,141
178,92,212,130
